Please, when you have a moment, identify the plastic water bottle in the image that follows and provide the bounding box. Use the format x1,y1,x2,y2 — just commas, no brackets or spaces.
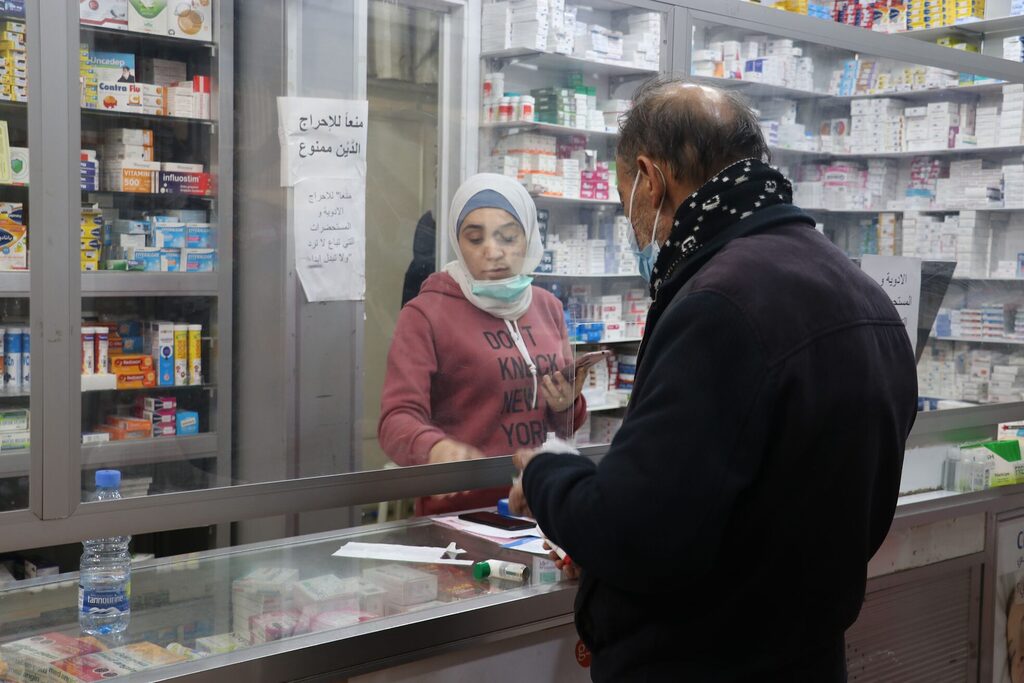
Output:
79,469,131,635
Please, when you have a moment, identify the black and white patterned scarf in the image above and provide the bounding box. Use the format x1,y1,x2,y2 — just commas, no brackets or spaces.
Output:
649,158,792,299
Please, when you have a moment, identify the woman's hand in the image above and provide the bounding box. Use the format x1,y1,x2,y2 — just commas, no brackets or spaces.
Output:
428,438,485,464
540,371,579,413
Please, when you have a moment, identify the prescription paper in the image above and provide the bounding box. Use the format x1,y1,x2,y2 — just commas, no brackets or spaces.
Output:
293,176,366,302
332,541,473,565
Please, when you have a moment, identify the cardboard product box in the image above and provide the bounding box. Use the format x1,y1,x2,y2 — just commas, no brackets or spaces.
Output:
89,51,135,83
183,248,216,272
166,0,213,41
159,170,212,195
0,201,26,271
80,0,129,29
113,370,157,390
128,0,168,34
97,81,166,115
105,162,160,193
176,409,199,434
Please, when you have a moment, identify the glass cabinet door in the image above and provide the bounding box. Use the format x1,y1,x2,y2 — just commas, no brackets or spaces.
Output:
478,0,667,449
0,3,29,515
77,3,222,501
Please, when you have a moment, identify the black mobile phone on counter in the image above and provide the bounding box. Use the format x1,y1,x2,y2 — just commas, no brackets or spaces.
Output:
458,511,536,531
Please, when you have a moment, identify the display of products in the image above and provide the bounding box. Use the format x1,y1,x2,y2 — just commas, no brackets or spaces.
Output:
482,1,659,69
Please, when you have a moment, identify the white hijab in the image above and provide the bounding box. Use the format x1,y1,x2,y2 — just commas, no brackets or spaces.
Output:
443,173,544,321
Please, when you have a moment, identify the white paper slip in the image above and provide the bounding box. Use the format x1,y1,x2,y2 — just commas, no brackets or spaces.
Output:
332,541,472,565
432,515,542,540
500,537,550,556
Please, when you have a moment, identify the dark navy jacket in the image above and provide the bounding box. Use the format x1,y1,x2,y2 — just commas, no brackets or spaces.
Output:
523,205,919,682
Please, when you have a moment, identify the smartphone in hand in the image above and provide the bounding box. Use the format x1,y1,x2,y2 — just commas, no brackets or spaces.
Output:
558,350,612,381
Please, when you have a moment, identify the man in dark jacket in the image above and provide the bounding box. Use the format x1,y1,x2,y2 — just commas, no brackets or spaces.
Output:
509,78,919,681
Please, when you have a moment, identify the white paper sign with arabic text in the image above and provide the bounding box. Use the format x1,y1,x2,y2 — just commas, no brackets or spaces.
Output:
277,97,367,186
293,177,366,302
860,255,922,343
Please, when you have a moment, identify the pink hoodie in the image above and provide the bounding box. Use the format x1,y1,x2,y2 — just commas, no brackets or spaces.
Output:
379,272,587,514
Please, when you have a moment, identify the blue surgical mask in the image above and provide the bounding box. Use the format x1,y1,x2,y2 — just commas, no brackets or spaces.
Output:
627,164,666,283
472,274,534,301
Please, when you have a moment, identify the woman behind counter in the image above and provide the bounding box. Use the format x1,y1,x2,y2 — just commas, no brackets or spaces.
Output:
379,174,587,515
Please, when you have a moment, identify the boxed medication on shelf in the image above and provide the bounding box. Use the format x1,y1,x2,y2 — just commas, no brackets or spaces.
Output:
80,0,129,29
0,201,26,271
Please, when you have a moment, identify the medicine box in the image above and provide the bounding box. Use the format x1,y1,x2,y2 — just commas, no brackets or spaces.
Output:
160,247,180,272
128,0,168,35
159,170,212,196
362,564,438,606
0,408,28,432
176,409,199,435
183,248,216,272
151,321,174,386
80,0,128,29
0,429,28,451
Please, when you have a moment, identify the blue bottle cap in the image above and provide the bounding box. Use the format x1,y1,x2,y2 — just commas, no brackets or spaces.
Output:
497,498,510,517
95,469,121,488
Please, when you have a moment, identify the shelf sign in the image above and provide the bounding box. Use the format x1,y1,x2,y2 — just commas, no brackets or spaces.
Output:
277,97,367,187
860,255,921,343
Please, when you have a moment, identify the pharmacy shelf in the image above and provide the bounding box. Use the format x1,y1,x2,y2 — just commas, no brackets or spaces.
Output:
83,190,215,201
480,122,618,139
82,272,219,297
82,382,215,395
773,144,1024,160
481,48,658,78
0,272,29,297
691,76,825,101
901,14,1024,41
803,207,894,214
807,207,1024,215
532,195,619,207
80,24,216,50
533,272,642,279
82,108,215,128
0,449,28,478
572,336,642,346
81,433,218,470
932,335,1024,345
835,81,1007,101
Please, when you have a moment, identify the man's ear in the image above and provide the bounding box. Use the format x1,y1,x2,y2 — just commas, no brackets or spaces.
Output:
635,155,664,209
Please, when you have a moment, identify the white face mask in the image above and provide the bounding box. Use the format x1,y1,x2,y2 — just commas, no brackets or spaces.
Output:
627,164,667,283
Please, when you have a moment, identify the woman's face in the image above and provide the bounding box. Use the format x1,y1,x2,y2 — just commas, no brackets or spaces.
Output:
458,208,527,280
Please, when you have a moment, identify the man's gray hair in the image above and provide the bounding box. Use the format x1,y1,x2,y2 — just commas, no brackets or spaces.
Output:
617,77,771,186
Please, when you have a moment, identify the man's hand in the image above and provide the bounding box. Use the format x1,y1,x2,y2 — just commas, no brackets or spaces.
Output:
428,438,485,464
544,540,581,581
508,448,538,516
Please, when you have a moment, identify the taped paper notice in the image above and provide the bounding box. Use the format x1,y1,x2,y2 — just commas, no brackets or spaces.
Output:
293,176,365,302
277,97,367,187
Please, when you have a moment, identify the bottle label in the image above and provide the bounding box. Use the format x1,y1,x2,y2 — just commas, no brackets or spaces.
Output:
79,581,131,615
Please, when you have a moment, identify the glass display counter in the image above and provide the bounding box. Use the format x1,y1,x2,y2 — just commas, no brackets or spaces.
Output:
0,517,574,682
